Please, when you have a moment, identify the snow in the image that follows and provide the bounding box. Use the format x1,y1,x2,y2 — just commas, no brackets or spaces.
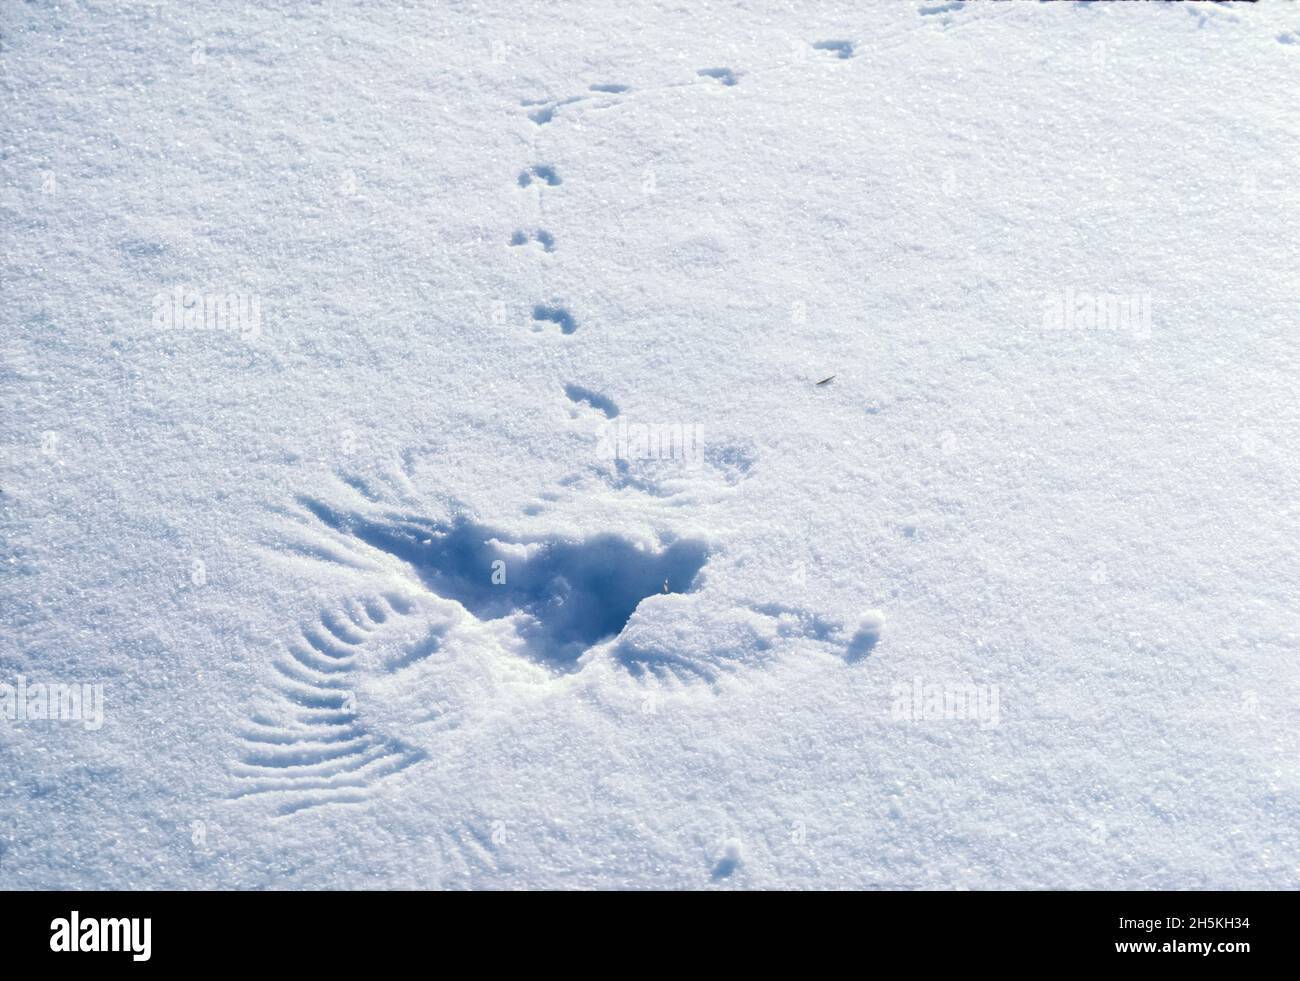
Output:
2,0,1298,889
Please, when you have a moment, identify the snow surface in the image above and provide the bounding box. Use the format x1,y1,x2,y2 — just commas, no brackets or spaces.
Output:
2,0,1298,889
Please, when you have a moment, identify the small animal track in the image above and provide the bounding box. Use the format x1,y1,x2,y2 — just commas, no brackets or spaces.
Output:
812,40,854,59
1186,2,1238,29
510,229,555,253
516,102,580,387
919,1,965,16
532,304,577,334
523,96,583,125
564,383,619,418
589,83,630,93
517,164,562,187
697,67,740,86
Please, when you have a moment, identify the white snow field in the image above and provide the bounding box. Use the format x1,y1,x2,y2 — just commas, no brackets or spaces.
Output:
2,0,1298,890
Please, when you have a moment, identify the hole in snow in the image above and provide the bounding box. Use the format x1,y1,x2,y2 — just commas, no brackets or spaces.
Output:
301,503,709,667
